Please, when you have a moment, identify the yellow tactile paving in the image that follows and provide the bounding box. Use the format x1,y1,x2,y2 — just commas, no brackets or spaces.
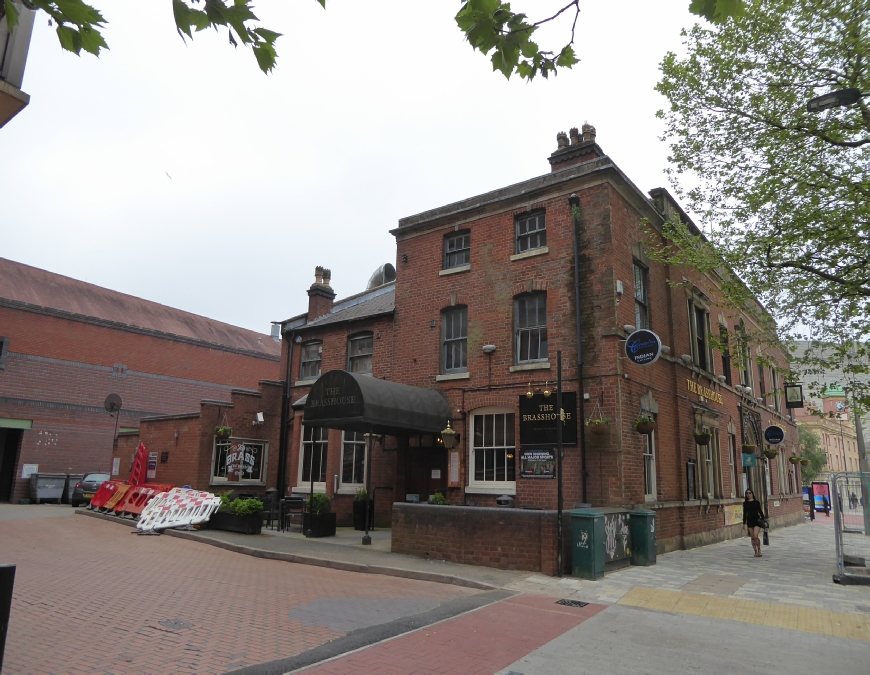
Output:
619,587,870,642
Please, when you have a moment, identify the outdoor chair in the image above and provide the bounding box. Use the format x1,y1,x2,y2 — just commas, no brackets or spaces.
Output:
281,496,307,532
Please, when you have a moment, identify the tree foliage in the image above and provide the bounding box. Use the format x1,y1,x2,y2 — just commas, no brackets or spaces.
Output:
653,0,870,407
1,0,747,76
798,424,827,485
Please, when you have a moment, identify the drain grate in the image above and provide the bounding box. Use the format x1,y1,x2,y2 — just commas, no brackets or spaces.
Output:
555,599,589,608
159,619,193,630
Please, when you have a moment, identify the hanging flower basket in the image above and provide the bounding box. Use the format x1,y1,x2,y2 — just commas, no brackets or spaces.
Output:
635,417,656,435
800,458,810,466
585,417,611,436
788,456,800,465
741,444,756,454
215,426,233,439
763,449,778,459
694,432,712,446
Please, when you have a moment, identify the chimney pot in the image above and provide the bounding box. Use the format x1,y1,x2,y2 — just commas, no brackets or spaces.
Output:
569,127,581,145
556,131,569,150
582,122,596,143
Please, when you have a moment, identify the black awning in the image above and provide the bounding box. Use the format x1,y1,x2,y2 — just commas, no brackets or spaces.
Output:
302,370,451,436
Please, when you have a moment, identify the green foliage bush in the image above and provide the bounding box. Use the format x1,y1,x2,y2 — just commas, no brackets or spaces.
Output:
308,493,331,514
218,493,263,516
429,492,450,505
353,487,369,502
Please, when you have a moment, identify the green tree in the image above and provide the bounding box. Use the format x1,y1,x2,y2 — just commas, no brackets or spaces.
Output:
653,0,870,406
798,424,827,485
2,0,745,76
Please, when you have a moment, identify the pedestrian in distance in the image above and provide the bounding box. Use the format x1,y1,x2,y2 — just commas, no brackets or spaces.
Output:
823,494,830,517
743,489,767,558
850,492,858,510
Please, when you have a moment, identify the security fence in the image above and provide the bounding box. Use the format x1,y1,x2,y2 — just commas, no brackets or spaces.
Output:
832,472,870,585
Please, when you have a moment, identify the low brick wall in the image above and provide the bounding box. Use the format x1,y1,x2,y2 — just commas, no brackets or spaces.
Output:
391,503,571,575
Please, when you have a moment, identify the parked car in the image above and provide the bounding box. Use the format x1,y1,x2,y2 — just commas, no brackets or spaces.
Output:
70,473,110,507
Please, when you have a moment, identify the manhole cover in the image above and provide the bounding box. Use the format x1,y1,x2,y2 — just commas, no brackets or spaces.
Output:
159,619,193,630
555,599,589,607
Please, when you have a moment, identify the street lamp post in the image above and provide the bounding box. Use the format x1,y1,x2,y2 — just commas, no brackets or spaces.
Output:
806,88,868,113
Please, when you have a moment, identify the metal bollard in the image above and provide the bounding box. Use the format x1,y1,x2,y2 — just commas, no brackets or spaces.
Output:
0,564,15,673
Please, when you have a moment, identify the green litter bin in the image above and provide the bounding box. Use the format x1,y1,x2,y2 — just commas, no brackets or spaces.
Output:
571,509,605,580
629,509,656,566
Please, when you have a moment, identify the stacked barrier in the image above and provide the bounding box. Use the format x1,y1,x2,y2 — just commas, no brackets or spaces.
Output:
113,484,174,518
87,480,125,510
137,488,221,532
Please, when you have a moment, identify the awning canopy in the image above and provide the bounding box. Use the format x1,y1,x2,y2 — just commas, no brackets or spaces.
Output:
302,370,451,436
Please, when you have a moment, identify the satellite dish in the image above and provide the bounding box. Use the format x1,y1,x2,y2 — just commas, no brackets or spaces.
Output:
366,263,396,290
104,393,122,414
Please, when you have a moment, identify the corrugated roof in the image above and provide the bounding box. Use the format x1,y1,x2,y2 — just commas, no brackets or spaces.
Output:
303,284,395,329
0,257,280,358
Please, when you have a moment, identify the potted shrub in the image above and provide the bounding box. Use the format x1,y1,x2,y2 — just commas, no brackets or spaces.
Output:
429,492,450,505
635,417,656,435
215,425,233,439
694,431,712,446
585,417,611,436
208,494,263,534
352,487,374,531
741,443,757,454
303,493,336,538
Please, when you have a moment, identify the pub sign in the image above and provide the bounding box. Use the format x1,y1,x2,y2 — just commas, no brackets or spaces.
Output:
519,449,556,479
519,392,577,446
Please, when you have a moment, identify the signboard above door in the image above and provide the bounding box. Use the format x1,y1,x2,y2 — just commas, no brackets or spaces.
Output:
519,392,577,446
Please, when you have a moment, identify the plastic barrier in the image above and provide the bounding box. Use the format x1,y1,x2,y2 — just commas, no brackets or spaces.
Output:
129,442,149,487
87,480,125,510
99,483,131,512
113,484,173,518
136,488,221,532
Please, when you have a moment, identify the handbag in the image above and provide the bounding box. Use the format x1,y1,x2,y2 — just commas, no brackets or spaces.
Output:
763,530,769,546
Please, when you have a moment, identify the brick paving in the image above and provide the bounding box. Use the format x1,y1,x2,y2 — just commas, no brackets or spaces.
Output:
297,594,606,675
0,510,478,675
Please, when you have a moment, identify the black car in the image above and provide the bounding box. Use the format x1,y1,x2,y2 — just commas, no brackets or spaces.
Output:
70,472,110,507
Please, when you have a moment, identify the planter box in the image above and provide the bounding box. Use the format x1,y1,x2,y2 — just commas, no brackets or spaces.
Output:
353,500,375,531
209,511,262,535
303,512,337,538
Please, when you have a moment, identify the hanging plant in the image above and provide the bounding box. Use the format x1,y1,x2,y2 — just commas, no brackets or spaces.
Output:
800,458,810,466
585,417,611,436
635,417,656,435
788,456,800,465
215,426,233,439
741,443,757,454
763,448,778,459
694,432,712,446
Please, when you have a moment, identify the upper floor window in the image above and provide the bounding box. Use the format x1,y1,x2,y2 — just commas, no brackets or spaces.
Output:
444,231,471,269
737,324,753,388
515,211,546,254
688,301,713,372
757,363,766,397
633,262,649,330
442,306,468,373
720,326,732,385
770,368,781,413
515,293,548,363
347,333,373,375
300,342,322,380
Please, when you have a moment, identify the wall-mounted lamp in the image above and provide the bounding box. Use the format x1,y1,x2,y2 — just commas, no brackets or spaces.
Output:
526,382,557,398
543,381,551,398
717,375,727,383
526,383,534,399
661,345,671,354
735,385,744,393
254,412,265,426
681,354,693,364
623,325,636,333
743,386,753,396
441,420,458,450
482,344,497,354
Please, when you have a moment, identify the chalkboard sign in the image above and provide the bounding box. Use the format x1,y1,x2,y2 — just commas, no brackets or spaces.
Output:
519,392,577,446
625,329,662,366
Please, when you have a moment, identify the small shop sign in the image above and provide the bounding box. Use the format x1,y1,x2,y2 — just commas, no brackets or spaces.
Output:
625,329,662,366
784,383,804,409
147,452,158,479
519,392,577,446
742,453,757,467
764,425,785,445
519,449,556,479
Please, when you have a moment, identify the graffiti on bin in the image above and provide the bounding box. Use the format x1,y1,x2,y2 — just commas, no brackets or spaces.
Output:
576,530,589,549
604,512,630,560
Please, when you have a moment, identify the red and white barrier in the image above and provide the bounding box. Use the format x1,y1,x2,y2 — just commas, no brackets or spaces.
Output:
136,488,221,532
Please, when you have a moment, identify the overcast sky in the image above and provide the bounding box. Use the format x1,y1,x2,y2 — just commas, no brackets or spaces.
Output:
2,0,694,334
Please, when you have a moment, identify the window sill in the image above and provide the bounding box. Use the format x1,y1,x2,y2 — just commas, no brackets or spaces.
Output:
291,485,327,494
210,481,265,487
439,264,471,276
294,379,319,387
336,486,364,496
465,484,516,496
436,372,470,381
510,247,549,262
509,362,551,372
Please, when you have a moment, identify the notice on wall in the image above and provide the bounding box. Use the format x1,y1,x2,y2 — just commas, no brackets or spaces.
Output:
21,464,38,479
448,451,460,487
147,452,158,480
519,449,556,479
724,504,743,526
431,469,441,479
111,457,120,476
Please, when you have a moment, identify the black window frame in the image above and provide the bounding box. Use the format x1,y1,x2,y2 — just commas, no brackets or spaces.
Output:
301,425,328,484
720,325,732,385
0,336,8,370
515,211,547,254
347,333,373,375
300,341,323,380
633,261,649,330
515,292,548,364
442,306,468,374
444,231,471,269
688,300,713,373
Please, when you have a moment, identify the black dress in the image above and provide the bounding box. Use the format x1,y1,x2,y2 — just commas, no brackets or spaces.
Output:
743,500,766,528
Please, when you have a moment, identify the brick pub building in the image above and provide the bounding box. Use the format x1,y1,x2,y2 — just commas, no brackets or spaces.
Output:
277,125,803,573
0,258,281,502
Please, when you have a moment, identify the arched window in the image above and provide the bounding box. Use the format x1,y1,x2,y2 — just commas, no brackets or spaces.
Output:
347,333,373,374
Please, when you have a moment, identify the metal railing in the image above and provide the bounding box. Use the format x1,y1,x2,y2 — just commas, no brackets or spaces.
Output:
832,472,870,585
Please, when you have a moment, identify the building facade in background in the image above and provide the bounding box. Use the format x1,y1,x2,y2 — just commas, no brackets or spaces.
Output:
794,386,861,473
0,0,35,127
0,258,280,502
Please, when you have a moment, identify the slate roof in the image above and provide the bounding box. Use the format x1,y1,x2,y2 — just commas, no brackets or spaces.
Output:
302,283,395,329
0,257,280,358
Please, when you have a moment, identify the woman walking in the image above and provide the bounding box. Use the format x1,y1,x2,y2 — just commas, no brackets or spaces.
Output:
743,489,766,557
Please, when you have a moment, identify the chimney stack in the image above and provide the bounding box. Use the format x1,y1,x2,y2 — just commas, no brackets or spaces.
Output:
548,121,603,173
307,265,335,321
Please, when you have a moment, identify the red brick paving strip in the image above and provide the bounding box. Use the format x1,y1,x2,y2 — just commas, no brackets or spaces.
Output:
299,594,606,675
1,515,476,675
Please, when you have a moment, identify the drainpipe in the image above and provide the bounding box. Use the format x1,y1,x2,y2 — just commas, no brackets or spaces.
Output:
568,194,588,503
277,329,295,497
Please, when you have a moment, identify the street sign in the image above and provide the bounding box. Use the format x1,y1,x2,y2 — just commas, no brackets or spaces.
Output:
742,453,757,467
625,329,662,366
764,425,785,445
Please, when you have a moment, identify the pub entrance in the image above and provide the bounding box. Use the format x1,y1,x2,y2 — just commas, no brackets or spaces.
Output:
0,428,23,502
401,439,447,503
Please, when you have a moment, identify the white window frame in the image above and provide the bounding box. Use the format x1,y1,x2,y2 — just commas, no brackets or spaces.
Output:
467,407,516,495
515,211,546,254
300,341,323,380
770,367,782,413
688,299,714,373
444,231,471,269
728,433,737,498
211,437,268,485
298,425,328,490
338,430,367,491
442,306,468,374
515,293,548,364
698,429,722,498
643,431,656,501
347,333,373,375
